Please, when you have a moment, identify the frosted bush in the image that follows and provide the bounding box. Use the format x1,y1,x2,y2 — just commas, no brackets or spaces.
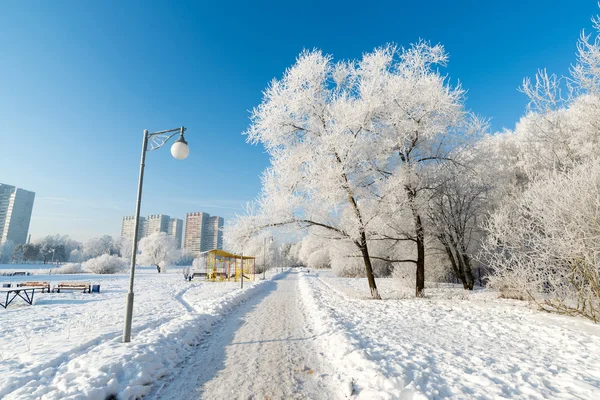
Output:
330,253,391,278
57,263,83,274
307,250,330,269
482,159,600,321
83,254,127,274
192,256,206,270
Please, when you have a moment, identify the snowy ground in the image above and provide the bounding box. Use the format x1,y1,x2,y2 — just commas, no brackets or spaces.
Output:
2,265,599,399
0,265,277,399
303,270,600,399
152,271,342,400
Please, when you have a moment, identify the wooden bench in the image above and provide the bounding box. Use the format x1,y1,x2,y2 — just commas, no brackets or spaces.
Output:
53,282,91,293
191,272,207,280
17,282,50,293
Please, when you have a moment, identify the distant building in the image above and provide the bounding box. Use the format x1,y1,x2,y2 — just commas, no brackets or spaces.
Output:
121,214,183,247
206,216,224,251
145,214,170,236
184,212,224,256
184,212,208,255
168,218,183,248
121,216,146,241
0,183,35,246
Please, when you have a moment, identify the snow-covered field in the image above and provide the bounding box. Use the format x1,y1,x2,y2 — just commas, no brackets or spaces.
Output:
2,265,599,399
300,270,600,399
0,265,278,399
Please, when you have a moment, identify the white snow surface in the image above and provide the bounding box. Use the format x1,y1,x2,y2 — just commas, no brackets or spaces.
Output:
301,271,600,399
151,271,343,399
0,267,278,399
3,266,600,399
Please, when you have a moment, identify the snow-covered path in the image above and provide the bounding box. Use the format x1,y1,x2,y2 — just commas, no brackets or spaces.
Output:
152,271,338,400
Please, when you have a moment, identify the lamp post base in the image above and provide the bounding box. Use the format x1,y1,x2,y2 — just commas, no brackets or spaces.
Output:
123,292,134,343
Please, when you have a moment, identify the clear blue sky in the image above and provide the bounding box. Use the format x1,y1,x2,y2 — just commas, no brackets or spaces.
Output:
0,0,596,242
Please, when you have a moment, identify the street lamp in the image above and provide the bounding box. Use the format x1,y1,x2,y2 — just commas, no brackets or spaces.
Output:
123,126,189,343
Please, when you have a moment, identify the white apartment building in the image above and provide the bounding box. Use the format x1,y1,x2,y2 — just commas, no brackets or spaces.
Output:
168,218,183,248
121,214,182,246
0,183,35,246
184,212,224,256
120,216,146,241
145,214,170,236
206,216,224,251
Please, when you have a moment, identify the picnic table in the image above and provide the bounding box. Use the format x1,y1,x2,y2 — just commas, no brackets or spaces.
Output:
0,286,38,309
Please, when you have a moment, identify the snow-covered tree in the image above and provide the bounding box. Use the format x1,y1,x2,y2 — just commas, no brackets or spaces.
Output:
482,159,600,321
298,235,331,270
138,232,179,272
23,243,41,262
11,244,24,264
239,43,468,298
426,143,497,289
114,236,133,261
480,12,600,319
83,235,116,260
69,249,84,263
36,234,81,263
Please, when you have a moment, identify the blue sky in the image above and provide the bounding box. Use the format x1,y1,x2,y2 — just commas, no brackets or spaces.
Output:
0,1,596,241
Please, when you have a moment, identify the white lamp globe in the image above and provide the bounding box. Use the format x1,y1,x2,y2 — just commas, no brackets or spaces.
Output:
171,137,189,160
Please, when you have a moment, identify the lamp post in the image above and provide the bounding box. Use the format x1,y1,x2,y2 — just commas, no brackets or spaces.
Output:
123,126,189,343
263,236,273,280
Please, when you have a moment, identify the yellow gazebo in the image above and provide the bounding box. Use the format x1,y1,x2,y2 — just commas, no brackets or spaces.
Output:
194,249,256,282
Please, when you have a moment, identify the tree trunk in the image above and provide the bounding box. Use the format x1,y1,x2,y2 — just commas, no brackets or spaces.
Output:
359,232,381,299
460,247,475,290
414,213,425,297
406,188,426,297
440,236,468,289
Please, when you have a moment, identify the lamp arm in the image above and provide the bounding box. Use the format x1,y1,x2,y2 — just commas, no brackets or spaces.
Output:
147,126,186,152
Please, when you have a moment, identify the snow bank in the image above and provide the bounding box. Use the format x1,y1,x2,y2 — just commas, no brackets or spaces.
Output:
1,270,284,399
300,271,600,399
298,273,416,399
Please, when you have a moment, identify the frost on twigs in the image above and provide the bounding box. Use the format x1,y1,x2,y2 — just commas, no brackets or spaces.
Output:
482,160,600,322
138,232,180,272
230,42,471,298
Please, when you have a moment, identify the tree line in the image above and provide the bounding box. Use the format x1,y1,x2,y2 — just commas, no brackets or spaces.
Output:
226,16,600,321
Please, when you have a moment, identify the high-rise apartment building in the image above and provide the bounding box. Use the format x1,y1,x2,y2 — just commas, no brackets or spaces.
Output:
184,212,224,256
121,214,183,246
168,218,183,248
0,183,35,246
145,214,170,236
121,216,146,240
184,212,208,255
206,216,224,251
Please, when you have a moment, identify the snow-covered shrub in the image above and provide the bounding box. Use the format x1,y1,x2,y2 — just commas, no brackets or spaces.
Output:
56,263,83,274
192,256,206,271
296,236,329,269
330,249,392,278
307,249,330,270
83,254,127,274
482,159,600,321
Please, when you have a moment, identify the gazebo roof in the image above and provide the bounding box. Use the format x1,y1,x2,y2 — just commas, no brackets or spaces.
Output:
198,249,256,259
